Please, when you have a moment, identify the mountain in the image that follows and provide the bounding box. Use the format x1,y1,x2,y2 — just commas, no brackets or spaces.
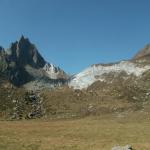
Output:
0,36,68,90
1,40,150,120
6,35,46,68
133,44,150,60
69,45,150,89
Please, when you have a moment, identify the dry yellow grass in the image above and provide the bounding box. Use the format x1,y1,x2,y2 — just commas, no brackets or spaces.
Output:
0,114,150,150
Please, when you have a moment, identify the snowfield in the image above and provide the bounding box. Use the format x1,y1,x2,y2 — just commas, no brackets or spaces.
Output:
69,61,150,89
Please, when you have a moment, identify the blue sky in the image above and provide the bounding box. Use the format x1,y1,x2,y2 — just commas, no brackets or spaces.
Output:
0,0,150,73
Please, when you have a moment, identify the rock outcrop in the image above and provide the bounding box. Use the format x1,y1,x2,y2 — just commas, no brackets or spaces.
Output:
133,44,150,60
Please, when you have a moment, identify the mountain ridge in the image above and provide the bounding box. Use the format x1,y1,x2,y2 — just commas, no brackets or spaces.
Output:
0,36,150,90
69,45,150,89
0,37,150,120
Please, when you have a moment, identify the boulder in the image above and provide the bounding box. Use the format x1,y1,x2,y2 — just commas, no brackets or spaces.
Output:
111,145,132,150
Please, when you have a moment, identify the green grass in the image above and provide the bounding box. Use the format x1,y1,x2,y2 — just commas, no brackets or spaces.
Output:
0,114,150,150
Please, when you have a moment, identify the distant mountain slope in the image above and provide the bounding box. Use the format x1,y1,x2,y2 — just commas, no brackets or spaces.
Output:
0,36,68,89
69,45,150,89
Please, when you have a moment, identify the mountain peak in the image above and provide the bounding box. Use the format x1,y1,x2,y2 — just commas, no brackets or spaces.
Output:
19,35,26,41
0,36,68,87
133,44,150,59
18,35,30,45
7,36,46,68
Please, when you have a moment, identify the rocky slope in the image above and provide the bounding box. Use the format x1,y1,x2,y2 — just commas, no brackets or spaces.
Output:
133,44,150,60
0,36,68,90
0,77,44,119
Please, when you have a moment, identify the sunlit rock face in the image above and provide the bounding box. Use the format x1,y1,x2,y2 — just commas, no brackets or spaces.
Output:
43,63,67,79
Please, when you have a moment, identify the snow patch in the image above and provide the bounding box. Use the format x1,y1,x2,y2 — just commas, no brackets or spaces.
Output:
43,63,60,79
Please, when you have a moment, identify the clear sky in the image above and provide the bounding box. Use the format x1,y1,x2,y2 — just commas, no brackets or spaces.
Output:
0,0,150,73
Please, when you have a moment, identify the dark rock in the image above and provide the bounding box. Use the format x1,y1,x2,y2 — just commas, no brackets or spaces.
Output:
7,35,46,68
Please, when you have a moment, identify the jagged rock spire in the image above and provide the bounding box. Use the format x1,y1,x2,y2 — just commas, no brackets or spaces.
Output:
0,36,68,87
7,36,46,68
19,35,25,41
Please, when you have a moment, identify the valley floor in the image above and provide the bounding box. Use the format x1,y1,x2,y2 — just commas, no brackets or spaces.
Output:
0,114,150,150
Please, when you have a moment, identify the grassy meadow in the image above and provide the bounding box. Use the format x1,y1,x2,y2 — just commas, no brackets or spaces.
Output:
0,113,150,150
